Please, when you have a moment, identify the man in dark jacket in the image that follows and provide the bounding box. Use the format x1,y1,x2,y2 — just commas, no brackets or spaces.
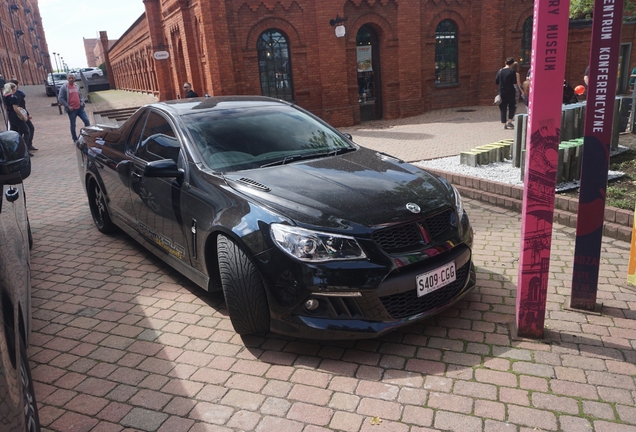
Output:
184,82,199,98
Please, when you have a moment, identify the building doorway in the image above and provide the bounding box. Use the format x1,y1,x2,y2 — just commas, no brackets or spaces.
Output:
356,25,381,121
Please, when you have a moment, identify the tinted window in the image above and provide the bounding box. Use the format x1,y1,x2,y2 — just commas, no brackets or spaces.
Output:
135,112,180,163
182,104,353,172
127,111,148,153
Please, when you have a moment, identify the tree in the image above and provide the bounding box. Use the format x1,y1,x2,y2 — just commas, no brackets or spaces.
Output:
570,0,636,20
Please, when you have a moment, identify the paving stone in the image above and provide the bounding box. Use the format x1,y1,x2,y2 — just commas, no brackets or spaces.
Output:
507,405,558,430
582,401,616,420
434,410,482,432
532,392,580,414
287,402,334,426
559,415,593,432
428,392,473,414
329,411,364,432
120,408,169,431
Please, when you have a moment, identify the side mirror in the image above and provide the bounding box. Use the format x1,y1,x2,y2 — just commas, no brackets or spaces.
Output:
343,133,353,140
0,131,30,185
144,159,183,179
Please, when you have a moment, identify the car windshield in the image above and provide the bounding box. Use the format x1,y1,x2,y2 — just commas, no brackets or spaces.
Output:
182,104,355,172
48,73,67,81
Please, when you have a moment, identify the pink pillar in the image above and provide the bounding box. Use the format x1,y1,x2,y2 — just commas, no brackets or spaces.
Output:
516,0,571,338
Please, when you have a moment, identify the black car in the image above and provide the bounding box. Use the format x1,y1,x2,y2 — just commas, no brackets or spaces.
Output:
76,96,475,339
0,130,40,430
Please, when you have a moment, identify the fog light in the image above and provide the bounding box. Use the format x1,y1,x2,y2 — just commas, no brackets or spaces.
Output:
305,299,320,311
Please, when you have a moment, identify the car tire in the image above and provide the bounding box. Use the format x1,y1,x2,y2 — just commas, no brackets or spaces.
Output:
92,74,99,78
19,337,41,431
217,234,270,336
87,179,116,234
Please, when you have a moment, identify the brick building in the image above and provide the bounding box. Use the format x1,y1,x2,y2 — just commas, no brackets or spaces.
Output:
0,0,52,85
83,38,99,67
106,0,636,127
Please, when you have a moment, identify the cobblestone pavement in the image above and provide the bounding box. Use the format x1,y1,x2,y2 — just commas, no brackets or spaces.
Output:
18,85,636,432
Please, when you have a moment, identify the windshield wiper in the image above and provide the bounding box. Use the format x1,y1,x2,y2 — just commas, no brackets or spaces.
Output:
260,154,302,168
259,147,356,168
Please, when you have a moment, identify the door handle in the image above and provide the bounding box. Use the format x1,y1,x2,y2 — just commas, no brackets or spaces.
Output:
131,172,142,182
5,187,19,203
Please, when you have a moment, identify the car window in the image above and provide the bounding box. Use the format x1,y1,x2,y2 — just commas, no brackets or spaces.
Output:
182,104,353,172
127,111,149,154
135,112,180,163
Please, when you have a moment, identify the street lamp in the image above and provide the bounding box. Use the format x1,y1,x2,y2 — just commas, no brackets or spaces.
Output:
50,52,62,114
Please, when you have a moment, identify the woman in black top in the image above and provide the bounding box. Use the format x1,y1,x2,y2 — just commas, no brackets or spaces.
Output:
2,82,32,153
496,57,518,129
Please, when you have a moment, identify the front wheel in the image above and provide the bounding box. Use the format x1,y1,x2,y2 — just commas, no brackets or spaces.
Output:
217,234,270,335
87,179,116,234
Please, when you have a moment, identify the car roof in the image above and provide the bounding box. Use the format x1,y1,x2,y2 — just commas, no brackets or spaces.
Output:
145,96,293,117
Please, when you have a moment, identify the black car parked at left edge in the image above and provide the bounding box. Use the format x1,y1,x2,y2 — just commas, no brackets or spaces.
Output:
0,130,40,431
76,96,476,339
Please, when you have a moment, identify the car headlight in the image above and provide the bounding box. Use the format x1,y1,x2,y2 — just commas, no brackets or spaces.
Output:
271,224,366,262
452,185,464,217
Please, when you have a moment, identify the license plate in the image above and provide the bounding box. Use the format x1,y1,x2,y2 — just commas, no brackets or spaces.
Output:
416,261,456,297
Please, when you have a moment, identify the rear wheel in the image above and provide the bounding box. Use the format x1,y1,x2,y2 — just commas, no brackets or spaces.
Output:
87,179,115,234
217,234,270,335
20,338,40,431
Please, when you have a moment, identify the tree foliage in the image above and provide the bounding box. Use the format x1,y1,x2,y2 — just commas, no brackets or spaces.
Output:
570,0,636,20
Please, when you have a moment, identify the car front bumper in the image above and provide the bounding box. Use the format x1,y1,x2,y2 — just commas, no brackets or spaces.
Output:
264,240,476,339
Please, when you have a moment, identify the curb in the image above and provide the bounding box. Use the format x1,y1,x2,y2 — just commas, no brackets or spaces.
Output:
427,168,634,243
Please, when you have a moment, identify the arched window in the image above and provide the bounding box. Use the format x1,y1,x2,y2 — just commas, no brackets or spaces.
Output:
257,29,293,101
521,16,532,66
435,20,458,85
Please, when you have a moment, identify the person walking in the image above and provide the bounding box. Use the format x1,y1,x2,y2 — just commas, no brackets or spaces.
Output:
8,79,37,152
511,62,525,111
2,82,32,156
58,74,90,142
495,57,517,129
184,82,199,98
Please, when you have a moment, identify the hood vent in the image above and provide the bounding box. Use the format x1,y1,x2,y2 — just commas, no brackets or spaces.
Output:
236,177,270,192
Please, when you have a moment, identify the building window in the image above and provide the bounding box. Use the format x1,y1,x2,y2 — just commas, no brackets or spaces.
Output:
435,20,458,85
257,30,293,101
521,17,532,66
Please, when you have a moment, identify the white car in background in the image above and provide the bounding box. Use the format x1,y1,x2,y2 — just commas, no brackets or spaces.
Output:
80,67,103,78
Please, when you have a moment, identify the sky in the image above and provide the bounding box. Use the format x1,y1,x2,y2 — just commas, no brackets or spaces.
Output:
38,0,146,70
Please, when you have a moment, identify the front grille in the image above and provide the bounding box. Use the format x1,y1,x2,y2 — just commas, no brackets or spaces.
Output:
372,208,453,253
422,208,453,238
379,261,470,319
372,223,422,252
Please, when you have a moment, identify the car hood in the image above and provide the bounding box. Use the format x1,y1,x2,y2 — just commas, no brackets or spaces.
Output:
224,147,454,231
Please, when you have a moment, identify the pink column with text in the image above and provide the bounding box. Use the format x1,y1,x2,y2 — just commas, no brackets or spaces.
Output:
516,0,570,338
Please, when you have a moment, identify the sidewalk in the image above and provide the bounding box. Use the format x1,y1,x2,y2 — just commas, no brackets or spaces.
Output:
18,85,636,432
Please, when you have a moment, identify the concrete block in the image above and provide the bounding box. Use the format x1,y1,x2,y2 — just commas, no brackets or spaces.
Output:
460,151,480,167
557,147,565,184
513,114,527,168
563,108,575,142
477,150,491,165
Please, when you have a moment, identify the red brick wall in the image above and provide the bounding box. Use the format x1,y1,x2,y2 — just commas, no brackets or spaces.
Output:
0,0,51,85
105,1,636,127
